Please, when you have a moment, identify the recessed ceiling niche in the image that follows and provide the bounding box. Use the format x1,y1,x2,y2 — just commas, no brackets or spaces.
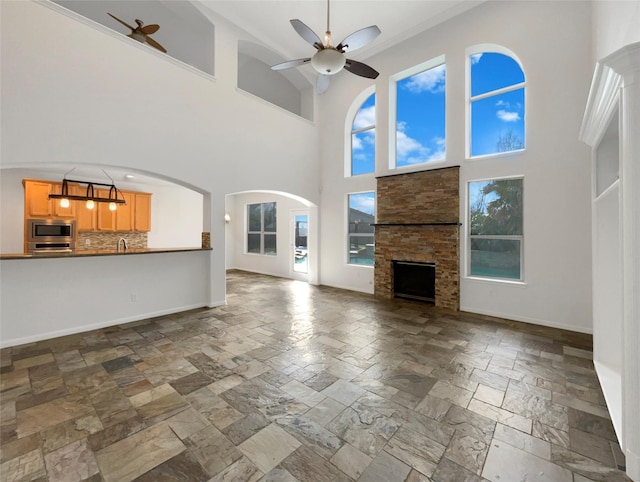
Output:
52,0,215,76
238,40,314,121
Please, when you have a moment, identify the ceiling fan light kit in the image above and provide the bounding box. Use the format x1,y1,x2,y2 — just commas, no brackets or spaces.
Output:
311,48,346,75
271,0,381,93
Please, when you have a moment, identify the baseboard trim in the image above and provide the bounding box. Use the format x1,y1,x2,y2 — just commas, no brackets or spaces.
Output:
0,303,208,349
459,305,593,334
626,448,639,482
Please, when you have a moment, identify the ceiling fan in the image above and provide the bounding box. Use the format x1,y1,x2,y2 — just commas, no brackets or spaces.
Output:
107,13,167,53
271,0,381,94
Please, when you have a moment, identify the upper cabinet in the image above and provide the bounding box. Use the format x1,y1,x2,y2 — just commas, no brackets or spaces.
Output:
134,193,152,232
51,182,76,218
24,179,75,218
23,179,152,232
24,180,53,218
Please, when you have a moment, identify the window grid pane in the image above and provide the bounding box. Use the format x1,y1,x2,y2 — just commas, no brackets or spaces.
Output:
470,52,525,158
246,202,277,255
350,93,376,176
248,204,261,231
471,88,525,157
396,63,446,167
263,202,277,232
348,192,375,266
470,237,521,280
468,178,523,280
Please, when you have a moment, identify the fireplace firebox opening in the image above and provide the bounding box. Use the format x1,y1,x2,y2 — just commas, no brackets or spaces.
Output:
393,261,436,303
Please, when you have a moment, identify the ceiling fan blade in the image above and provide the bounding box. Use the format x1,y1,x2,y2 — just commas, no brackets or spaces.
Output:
317,74,330,95
290,19,323,49
144,36,167,53
337,25,381,53
141,24,160,35
107,12,135,32
271,58,311,71
345,59,379,79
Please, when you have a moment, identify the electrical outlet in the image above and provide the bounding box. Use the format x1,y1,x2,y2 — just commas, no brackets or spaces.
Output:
85,239,90,246
130,294,137,302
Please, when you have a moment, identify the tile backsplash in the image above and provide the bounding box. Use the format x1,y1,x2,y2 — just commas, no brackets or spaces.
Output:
77,232,147,250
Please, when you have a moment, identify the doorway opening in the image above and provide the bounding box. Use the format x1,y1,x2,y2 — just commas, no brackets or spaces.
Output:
293,212,308,275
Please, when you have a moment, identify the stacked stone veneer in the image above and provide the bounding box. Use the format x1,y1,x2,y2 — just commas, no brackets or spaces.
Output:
375,167,460,310
77,232,147,251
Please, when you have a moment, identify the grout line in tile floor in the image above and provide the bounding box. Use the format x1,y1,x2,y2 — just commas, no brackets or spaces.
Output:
0,270,631,482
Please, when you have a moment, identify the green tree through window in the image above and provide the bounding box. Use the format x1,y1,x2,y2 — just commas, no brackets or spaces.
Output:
469,178,523,280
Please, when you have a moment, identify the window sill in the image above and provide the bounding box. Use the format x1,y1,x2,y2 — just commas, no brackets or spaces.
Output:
464,275,527,287
466,148,525,162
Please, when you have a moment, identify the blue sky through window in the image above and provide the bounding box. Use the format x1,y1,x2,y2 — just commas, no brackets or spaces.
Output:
349,192,375,216
470,52,525,157
351,93,376,176
396,64,446,167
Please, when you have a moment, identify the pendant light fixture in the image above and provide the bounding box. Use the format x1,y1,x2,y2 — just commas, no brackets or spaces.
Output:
48,169,126,209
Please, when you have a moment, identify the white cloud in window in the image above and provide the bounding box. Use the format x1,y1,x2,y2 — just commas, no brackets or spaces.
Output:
396,122,444,164
403,64,446,94
496,109,520,122
353,105,375,130
352,130,375,151
471,53,483,64
351,195,375,215
426,136,446,162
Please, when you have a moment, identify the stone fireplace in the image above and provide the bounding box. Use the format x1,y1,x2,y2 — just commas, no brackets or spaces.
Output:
374,167,460,310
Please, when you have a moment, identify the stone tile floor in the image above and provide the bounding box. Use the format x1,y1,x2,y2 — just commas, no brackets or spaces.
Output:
0,270,631,481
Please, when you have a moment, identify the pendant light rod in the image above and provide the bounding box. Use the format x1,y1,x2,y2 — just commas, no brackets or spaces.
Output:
48,179,126,204
326,0,330,33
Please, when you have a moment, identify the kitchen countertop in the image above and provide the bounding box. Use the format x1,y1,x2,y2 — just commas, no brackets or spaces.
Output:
0,247,211,260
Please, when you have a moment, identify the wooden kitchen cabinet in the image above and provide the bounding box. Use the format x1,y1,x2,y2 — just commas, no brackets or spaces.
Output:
72,184,97,231
24,179,76,218
51,182,76,218
96,189,117,231
97,189,146,232
24,179,151,233
134,193,151,232
115,191,134,231
24,180,52,218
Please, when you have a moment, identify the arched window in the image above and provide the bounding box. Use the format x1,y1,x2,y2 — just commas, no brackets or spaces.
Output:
468,48,525,157
349,92,376,176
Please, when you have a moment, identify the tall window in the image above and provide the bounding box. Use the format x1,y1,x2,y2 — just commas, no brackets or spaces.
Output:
469,178,523,280
393,59,446,168
469,50,525,157
348,192,375,265
247,202,277,255
351,93,375,176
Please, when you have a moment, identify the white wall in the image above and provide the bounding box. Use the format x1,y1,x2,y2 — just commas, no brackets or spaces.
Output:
237,53,303,117
0,170,27,254
592,0,640,63
139,184,203,248
317,0,594,332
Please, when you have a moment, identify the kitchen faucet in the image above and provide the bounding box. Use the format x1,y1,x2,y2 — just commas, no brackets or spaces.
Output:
117,237,128,252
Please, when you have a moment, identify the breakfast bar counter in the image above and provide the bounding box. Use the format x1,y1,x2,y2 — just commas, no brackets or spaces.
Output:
1,247,217,348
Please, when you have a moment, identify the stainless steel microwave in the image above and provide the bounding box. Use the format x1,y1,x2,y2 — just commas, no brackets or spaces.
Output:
27,218,76,252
